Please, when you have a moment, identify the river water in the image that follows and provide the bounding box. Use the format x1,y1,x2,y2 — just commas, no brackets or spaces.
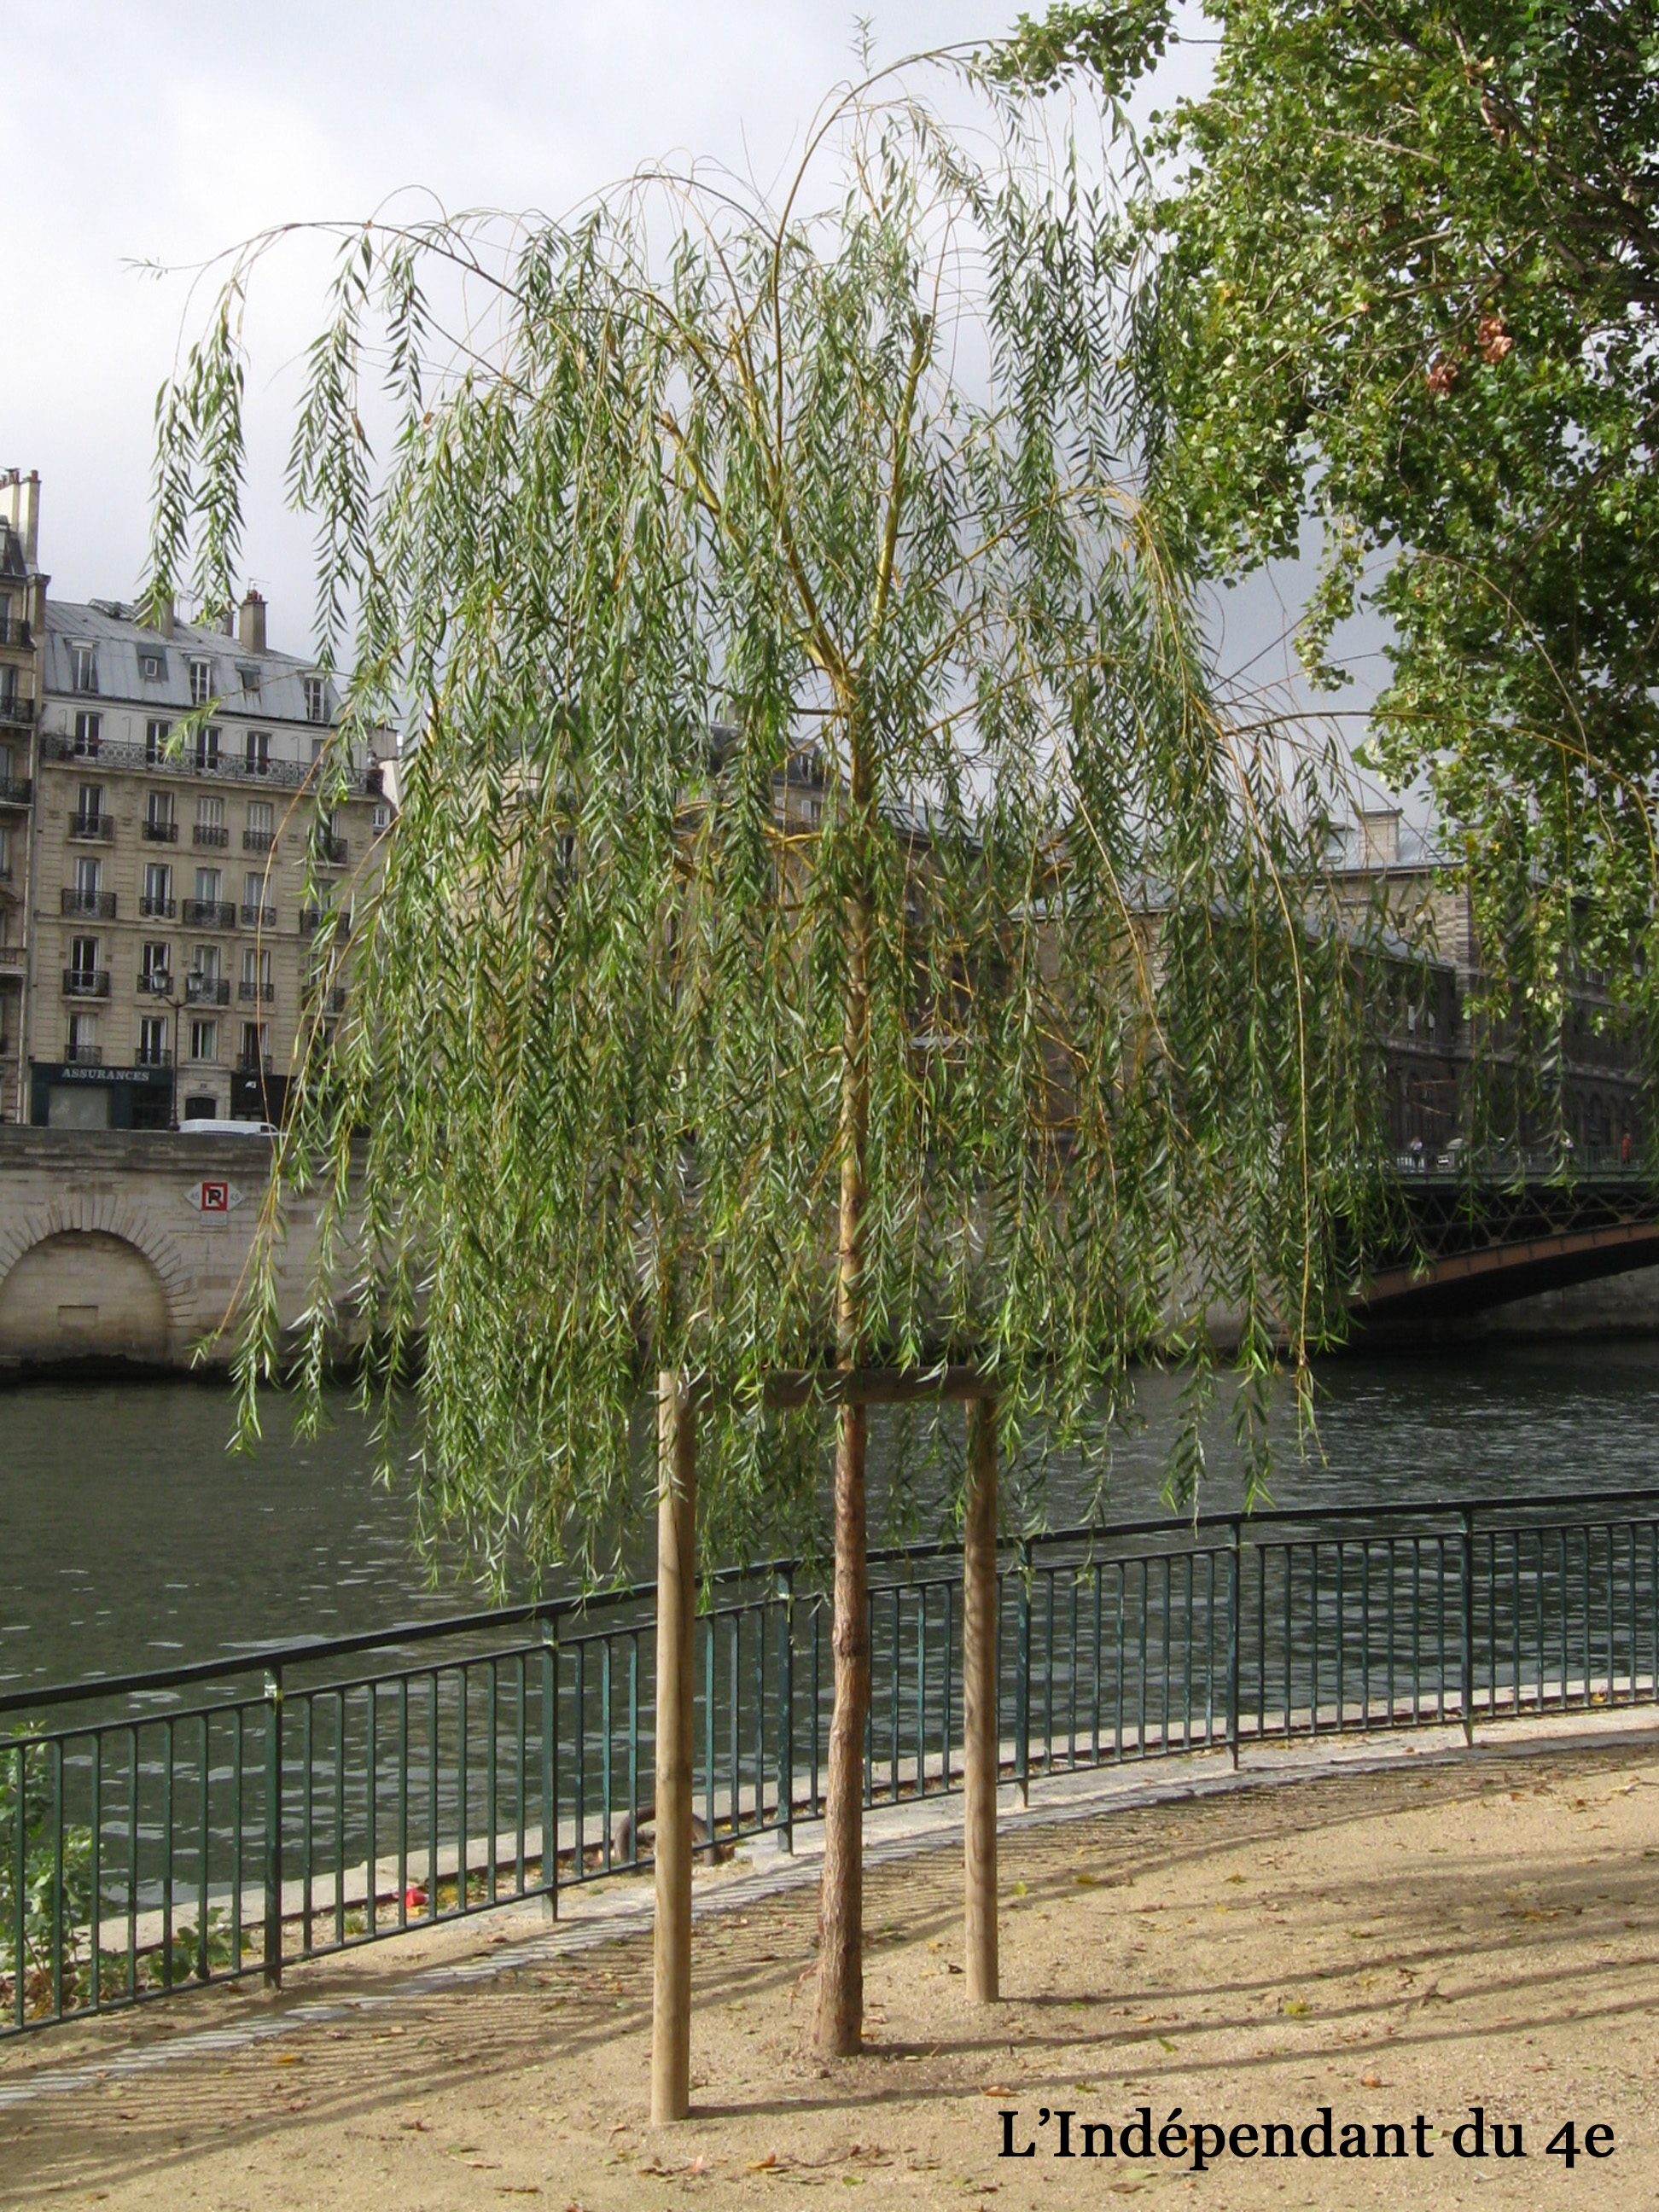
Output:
3,1342,1658,1695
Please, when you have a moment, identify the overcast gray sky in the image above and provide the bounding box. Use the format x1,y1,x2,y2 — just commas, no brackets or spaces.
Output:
5,1,1393,787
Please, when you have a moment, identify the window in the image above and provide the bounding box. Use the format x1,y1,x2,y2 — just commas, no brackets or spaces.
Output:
304,676,326,725
189,659,213,707
73,783,103,832
138,1016,169,1065
145,719,171,766
242,946,274,998
73,711,101,758
145,790,175,835
197,794,224,829
245,799,274,851
73,856,102,900
70,936,99,981
310,736,324,765
195,866,222,904
142,861,172,915
194,725,221,772
0,825,10,880
238,664,262,696
240,1021,269,1066
66,1010,100,1059
142,940,171,986
242,870,272,925
189,1017,218,1062
71,644,97,695
245,729,270,775
138,648,166,681
191,944,222,986
373,801,391,833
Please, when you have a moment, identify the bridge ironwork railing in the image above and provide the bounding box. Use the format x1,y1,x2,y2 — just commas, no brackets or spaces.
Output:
5,1487,1658,2040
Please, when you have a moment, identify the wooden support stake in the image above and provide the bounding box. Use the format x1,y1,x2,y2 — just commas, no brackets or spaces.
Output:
651,1371,696,2124
963,1395,998,2003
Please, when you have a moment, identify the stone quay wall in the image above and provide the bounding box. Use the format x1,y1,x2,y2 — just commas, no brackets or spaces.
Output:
3,1128,1659,1375
0,1128,341,1371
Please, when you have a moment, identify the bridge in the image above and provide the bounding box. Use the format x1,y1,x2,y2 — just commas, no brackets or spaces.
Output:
1354,1158,1659,1325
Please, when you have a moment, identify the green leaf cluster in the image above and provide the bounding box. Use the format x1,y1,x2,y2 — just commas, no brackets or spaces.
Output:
1107,0,1659,1102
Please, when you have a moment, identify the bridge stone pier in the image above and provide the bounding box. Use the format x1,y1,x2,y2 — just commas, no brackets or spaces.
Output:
0,1129,341,1371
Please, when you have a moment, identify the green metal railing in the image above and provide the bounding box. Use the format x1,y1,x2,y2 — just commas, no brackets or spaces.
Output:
5,1487,1658,2038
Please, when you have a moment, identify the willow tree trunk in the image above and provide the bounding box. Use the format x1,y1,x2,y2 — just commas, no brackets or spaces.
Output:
815,873,871,2058
651,1373,697,2123
963,1395,998,2002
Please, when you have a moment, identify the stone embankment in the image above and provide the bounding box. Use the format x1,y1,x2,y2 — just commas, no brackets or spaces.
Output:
0,1127,348,1371
3,1126,1659,1373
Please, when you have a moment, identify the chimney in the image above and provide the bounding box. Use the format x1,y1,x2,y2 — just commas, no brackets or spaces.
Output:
1358,807,1402,868
238,587,267,655
1,469,40,564
139,588,176,638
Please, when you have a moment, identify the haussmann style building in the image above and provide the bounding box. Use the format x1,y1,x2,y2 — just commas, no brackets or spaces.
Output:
10,498,393,1128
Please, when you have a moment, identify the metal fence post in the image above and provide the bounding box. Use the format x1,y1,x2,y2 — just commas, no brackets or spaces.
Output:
1227,1517,1242,1771
541,1622,559,1919
1461,1506,1476,1748
262,1664,283,1990
777,1569,794,1855
1016,1538,1032,1809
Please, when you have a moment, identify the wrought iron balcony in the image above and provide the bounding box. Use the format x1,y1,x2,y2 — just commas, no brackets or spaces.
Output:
62,1041,104,1065
181,899,236,928
313,832,349,866
185,975,231,1005
139,894,177,919
135,1044,173,1068
243,828,276,852
193,823,229,847
241,903,276,928
299,905,350,936
236,1051,273,1074
61,888,116,919
62,969,111,998
0,694,33,729
0,614,32,649
137,969,174,996
238,980,276,1003
68,812,114,841
0,777,30,806
143,818,178,842
38,729,379,794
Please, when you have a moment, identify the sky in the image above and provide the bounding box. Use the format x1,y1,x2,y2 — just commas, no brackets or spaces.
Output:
4,1,1396,798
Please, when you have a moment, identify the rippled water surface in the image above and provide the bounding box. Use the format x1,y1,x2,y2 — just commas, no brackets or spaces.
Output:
4,1342,1658,1690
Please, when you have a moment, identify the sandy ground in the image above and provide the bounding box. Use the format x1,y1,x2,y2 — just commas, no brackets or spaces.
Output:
4,1730,1659,2209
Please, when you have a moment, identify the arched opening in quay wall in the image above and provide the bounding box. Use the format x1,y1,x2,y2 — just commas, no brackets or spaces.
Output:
0,1229,175,1366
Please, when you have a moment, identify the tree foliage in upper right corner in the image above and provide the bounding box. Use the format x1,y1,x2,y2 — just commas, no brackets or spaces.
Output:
1122,0,1659,1076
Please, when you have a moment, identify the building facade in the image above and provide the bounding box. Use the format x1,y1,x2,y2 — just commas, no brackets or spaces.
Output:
15,527,392,1127
0,473,45,1125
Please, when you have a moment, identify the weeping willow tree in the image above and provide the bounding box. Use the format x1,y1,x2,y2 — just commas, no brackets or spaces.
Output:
145,57,1388,2057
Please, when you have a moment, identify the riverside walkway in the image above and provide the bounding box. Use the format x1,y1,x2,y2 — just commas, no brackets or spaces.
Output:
2,1716,1656,2206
